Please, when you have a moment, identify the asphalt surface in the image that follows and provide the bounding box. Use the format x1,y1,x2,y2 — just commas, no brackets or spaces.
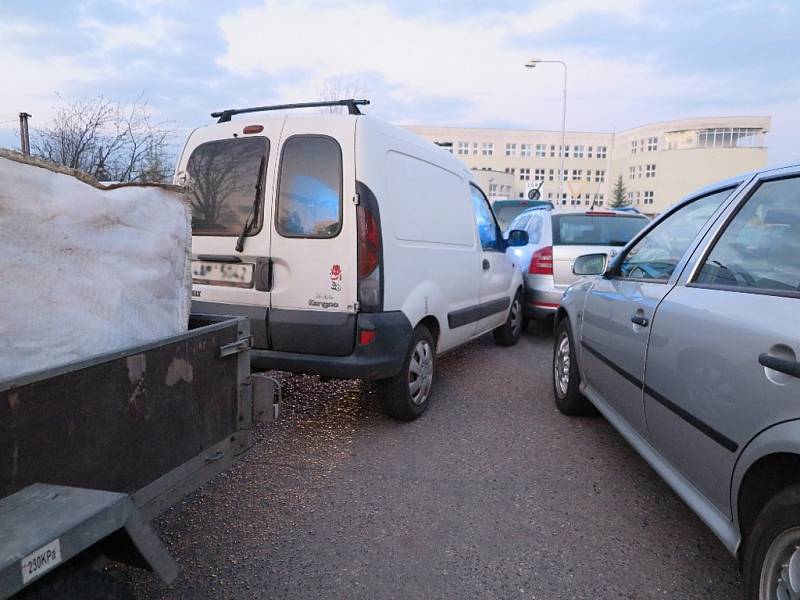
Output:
121,323,742,599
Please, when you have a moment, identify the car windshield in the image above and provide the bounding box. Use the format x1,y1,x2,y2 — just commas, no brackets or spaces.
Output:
494,201,551,229
551,214,648,246
187,136,268,236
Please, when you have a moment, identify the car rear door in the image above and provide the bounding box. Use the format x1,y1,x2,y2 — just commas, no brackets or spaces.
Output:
578,188,737,437
267,118,358,355
643,171,800,516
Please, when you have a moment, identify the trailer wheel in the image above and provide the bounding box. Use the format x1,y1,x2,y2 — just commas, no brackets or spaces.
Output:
19,565,134,600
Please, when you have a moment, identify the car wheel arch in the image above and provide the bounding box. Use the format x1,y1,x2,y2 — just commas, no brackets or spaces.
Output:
732,420,800,560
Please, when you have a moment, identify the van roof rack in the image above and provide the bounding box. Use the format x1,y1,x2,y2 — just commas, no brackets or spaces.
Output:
211,99,370,123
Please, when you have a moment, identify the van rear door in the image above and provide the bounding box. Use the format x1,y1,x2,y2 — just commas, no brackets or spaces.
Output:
183,121,281,350
267,118,358,356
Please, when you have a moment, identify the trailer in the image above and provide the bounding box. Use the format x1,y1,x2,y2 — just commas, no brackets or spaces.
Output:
0,315,280,598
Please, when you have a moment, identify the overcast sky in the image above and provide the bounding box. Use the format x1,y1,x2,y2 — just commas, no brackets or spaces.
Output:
1,0,798,165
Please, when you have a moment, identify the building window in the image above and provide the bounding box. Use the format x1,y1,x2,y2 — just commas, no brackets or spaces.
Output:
587,146,593,159
628,166,636,180
563,145,570,158
594,193,605,206
573,145,584,158
505,143,516,156
472,142,479,155
647,137,658,152
644,190,654,205
585,170,592,182
637,165,643,178
572,169,582,180
597,146,607,159
559,169,568,182
520,143,532,157
520,168,530,181
697,127,763,148
482,142,493,156
594,170,605,183
457,141,468,155
645,164,656,178
548,169,555,181
535,144,546,157
631,140,638,154
534,168,545,182
550,145,557,158
504,167,515,175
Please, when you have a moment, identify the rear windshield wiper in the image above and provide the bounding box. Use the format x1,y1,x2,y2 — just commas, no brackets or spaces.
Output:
235,155,267,253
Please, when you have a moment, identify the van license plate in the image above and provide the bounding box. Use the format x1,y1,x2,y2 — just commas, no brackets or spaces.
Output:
191,261,254,288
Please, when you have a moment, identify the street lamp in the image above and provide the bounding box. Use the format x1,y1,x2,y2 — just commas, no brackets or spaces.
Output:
525,58,567,204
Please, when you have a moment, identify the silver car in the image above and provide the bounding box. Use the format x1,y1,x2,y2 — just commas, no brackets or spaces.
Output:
552,166,800,600
505,208,649,324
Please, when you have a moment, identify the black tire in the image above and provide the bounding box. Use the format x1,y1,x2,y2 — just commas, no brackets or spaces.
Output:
377,326,436,421
743,484,800,600
493,291,523,346
521,316,531,332
552,318,596,416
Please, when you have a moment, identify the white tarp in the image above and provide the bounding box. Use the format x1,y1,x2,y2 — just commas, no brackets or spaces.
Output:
0,152,192,380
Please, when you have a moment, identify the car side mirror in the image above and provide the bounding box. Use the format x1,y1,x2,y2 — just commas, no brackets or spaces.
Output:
506,229,529,247
572,253,607,276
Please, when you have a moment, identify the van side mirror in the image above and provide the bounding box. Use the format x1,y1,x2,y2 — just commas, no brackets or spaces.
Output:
572,253,607,276
506,229,529,247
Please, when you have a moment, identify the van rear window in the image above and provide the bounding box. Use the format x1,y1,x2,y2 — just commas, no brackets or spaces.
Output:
188,136,269,236
276,136,342,238
551,214,648,246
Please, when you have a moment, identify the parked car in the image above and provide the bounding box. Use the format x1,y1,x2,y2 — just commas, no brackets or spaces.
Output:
551,167,800,600
505,208,649,324
179,100,528,422
492,198,554,231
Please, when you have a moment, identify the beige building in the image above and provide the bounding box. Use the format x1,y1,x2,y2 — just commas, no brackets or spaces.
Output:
407,116,770,214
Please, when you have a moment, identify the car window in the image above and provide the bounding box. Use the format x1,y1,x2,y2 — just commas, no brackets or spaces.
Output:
276,136,342,238
527,215,543,244
694,177,800,295
509,213,531,232
188,136,269,236
618,187,733,281
470,186,501,251
551,214,648,246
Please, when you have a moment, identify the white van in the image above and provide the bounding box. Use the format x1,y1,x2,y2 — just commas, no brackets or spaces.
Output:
176,100,528,420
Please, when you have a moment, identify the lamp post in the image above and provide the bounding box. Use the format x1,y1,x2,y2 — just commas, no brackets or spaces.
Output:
525,58,567,204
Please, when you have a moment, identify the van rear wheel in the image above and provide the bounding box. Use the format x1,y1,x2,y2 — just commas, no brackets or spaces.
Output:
377,326,435,421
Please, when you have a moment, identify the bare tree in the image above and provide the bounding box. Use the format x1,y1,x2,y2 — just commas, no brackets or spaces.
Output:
316,77,368,113
31,94,176,183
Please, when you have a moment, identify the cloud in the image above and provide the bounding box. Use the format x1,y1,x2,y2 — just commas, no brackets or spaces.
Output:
80,14,181,53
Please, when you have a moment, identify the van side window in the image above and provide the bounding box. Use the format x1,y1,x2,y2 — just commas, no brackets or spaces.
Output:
469,185,500,251
188,136,269,236
276,136,342,238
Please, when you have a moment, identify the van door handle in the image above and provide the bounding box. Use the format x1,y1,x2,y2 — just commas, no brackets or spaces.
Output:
482,259,491,271
630,315,649,327
759,353,800,378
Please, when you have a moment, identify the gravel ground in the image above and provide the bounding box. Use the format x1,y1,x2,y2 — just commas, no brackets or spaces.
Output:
120,323,742,599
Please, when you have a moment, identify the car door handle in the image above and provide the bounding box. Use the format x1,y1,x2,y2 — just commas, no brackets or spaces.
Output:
759,353,800,378
630,315,649,327
482,259,491,270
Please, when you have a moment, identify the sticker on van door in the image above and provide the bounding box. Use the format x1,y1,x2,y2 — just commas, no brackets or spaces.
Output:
330,263,342,291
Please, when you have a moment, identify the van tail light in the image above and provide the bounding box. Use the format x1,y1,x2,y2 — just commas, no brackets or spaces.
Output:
529,245,554,275
356,182,383,311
